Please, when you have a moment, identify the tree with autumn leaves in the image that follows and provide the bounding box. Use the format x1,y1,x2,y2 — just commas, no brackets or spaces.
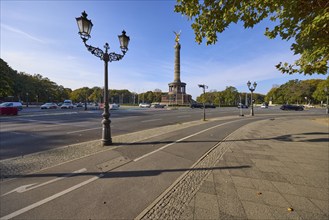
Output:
175,0,328,75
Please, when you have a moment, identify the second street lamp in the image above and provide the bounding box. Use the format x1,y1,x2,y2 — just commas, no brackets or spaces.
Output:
198,84,208,121
76,11,130,146
247,81,257,116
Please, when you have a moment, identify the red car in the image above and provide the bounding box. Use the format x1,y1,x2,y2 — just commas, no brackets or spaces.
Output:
0,103,18,115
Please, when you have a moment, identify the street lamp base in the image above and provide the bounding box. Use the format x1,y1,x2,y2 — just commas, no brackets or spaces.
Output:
102,138,112,146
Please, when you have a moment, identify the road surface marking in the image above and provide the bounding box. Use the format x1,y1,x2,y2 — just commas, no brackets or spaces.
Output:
177,115,191,118
141,119,162,123
0,168,87,197
67,127,100,134
0,174,103,220
134,120,241,162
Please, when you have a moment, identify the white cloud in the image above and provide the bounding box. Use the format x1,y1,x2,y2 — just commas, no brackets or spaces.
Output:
1,24,47,44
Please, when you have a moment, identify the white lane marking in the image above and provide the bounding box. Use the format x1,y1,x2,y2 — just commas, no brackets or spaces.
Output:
67,127,100,134
1,184,37,197
0,168,87,197
141,119,162,123
0,174,103,220
177,115,191,118
134,120,240,162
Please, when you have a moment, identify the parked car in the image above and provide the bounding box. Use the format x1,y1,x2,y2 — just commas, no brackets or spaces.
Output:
139,103,151,108
237,103,248,109
0,102,18,115
40,102,58,109
60,103,74,109
280,104,304,111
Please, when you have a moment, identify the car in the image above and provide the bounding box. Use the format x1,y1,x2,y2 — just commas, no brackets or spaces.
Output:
40,102,58,109
139,103,151,108
110,103,120,110
205,103,216,108
190,103,203,108
0,102,18,115
261,103,269,108
151,103,165,108
87,102,100,110
60,103,74,109
280,104,304,111
237,103,248,109
0,102,23,111
76,103,83,107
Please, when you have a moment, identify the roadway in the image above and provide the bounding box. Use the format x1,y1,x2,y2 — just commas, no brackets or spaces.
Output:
0,106,326,219
0,106,324,160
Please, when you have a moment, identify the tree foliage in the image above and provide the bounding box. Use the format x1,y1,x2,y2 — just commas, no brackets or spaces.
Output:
196,86,265,106
265,78,327,104
175,0,329,75
0,58,72,103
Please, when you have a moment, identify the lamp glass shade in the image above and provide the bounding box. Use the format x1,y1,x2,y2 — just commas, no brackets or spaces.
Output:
247,81,251,88
118,30,130,53
76,11,93,39
253,82,257,89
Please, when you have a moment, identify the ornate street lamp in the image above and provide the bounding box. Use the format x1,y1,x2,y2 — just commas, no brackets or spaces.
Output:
76,11,130,146
324,86,328,114
198,84,208,121
247,81,257,116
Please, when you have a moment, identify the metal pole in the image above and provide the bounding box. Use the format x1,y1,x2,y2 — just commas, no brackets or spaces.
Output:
326,95,329,114
250,91,254,116
102,52,112,145
203,87,206,121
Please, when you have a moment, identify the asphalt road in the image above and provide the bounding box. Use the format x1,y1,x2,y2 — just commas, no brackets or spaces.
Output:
0,106,324,160
0,106,326,219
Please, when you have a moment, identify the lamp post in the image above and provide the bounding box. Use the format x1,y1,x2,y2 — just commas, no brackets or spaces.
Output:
76,11,130,146
247,81,257,116
325,86,329,114
26,92,29,107
198,84,208,121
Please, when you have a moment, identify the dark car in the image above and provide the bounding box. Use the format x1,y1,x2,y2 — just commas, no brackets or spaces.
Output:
205,103,216,108
237,103,248,108
280,104,304,111
190,103,216,108
190,103,204,108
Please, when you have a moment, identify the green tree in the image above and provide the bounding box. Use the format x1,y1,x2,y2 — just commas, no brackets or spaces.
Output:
312,77,329,103
175,0,329,75
89,87,103,103
0,59,15,97
70,87,91,103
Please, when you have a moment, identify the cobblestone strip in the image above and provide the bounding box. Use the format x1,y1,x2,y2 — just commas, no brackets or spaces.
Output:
137,128,242,220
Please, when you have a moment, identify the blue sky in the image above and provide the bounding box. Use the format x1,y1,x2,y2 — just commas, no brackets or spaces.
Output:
1,0,327,99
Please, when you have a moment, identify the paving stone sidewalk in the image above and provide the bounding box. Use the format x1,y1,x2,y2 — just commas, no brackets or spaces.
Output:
136,116,328,220
179,117,328,220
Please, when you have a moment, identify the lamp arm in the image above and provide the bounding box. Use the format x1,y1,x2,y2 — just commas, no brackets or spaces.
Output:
83,40,104,60
108,52,125,62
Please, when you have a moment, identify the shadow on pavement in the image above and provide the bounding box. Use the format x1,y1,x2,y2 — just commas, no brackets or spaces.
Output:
3,165,251,179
